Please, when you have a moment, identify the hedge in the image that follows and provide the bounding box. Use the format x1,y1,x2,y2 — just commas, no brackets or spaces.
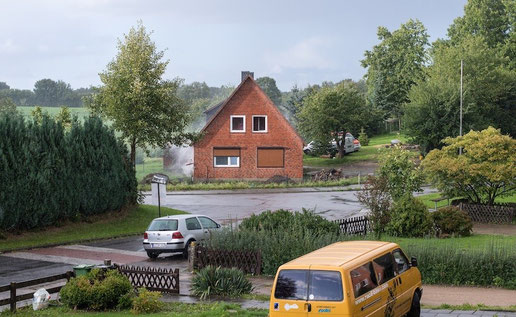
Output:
0,113,137,231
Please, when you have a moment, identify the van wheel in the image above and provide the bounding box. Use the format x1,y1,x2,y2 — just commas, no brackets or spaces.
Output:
183,240,194,259
407,292,421,317
147,251,159,259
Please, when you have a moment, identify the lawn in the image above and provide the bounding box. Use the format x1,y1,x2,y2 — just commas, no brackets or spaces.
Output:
1,302,268,316
0,205,186,252
302,132,410,167
390,233,516,251
135,157,178,182
417,192,516,209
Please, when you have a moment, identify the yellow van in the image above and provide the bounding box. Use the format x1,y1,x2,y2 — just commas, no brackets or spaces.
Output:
269,241,422,317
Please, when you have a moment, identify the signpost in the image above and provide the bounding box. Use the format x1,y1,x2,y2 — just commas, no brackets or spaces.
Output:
151,174,169,217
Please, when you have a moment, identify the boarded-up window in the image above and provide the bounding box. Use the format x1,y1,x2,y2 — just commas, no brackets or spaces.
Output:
257,148,284,168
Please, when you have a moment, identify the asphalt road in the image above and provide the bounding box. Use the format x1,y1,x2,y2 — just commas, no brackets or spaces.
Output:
144,189,368,222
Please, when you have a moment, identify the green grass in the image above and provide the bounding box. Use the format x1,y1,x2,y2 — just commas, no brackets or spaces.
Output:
417,192,516,209
302,132,410,167
0,205,186,252
422,303,516,312
17,106,92,120
1,302,268,316
367,131,408,146
139,177,359,191
390,233,516,251
135,157,180,182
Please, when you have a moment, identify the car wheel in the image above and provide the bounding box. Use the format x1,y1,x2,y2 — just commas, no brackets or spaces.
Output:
407,292,421,317
146,251,159,259
183,239,195,259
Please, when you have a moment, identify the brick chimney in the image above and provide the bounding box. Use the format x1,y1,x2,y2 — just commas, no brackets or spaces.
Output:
241,71,254,82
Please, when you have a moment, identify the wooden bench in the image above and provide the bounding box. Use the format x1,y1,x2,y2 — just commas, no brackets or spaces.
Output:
429,196,450,212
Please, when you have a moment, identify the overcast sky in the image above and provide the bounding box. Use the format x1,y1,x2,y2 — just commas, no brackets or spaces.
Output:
0,0,467,91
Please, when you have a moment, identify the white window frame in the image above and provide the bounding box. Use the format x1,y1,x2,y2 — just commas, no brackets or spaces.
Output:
252,115,268,133
213,156,240,167
230,115,246,133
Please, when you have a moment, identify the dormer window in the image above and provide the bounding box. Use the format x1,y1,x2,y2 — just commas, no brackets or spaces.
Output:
230,115,245,132
252,115,267,132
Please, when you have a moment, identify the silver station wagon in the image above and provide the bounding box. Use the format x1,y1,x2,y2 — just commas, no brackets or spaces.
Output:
143,214,221,259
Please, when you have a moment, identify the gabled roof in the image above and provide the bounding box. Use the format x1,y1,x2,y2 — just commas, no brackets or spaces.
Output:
199,75,304,143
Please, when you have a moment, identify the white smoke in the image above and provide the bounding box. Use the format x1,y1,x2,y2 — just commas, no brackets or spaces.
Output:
164,145,194,176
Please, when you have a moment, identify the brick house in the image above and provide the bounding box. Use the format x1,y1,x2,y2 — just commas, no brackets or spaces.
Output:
193,72,303,181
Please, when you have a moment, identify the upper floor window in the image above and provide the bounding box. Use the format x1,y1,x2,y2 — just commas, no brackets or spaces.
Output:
230,115,245,132
252,115,267,132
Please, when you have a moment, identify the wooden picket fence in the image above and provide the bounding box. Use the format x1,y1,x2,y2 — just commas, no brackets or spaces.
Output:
459,202,515,224
194,245,262,275
333,216,370,235
0,271,74,313
115,264,179,294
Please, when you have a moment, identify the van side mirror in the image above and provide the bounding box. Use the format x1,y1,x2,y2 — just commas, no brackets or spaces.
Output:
411,256,418,267
216,223,221,228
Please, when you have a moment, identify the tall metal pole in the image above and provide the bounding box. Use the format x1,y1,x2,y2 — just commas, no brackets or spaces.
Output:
157,183,161,218
459,60,463,155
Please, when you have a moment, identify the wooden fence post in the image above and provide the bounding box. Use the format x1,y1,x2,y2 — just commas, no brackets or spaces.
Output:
256,250,262,275
10,282,16,313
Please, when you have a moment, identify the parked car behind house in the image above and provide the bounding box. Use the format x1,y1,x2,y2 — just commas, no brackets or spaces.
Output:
143,214,221,259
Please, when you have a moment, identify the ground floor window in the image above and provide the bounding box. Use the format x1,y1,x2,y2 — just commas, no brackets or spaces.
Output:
257,147,284,168
213,148,240,167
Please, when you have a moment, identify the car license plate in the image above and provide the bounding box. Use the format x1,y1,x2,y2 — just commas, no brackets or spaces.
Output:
151,243,166,248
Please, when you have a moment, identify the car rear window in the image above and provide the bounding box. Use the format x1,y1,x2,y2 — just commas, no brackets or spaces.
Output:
274,270,343,302
147,219,178,231
309,270,343,301
274,270,308,300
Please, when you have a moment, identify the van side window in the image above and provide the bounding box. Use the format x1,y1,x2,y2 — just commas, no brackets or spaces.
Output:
372,253,396,285
309,270,343,301
350,262,378,298
274,270,308,300
392,249,409,274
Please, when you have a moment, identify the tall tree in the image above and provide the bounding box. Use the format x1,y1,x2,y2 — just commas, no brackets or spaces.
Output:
0,82,9,90
448,0,512,48
361,19,429,119
404,35,516,153
178,81,211,104
255,76,282,106
298,82,369,158
87,22,192,165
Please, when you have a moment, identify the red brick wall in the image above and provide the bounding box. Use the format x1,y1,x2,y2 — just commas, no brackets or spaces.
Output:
194,78,304,181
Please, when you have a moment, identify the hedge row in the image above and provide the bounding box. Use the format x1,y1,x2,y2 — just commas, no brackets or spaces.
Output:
0,114,137,231
206,229,516,289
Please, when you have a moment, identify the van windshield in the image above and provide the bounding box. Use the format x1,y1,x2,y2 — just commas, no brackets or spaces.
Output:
274,270,343,302
147,219,178,231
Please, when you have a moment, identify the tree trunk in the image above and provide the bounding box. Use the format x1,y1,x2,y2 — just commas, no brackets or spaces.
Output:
337,145,345,158
130,138,136,168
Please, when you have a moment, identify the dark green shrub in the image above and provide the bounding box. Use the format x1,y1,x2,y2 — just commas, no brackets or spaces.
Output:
385,196,432,237
131,288,163,314
191,266,253,299
0,114,137,231
358,128,369,146
432,206,473,237
240,209,339,235
60,269,133,310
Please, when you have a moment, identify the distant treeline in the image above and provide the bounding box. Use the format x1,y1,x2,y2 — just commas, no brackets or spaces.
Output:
0,79,94,108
